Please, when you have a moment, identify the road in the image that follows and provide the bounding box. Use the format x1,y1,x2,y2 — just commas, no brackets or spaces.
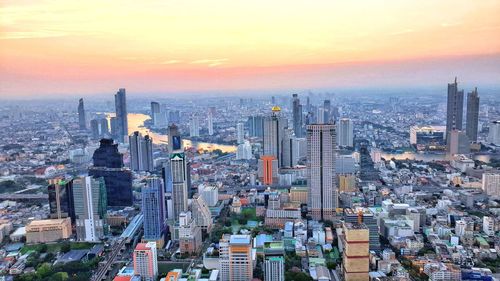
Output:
90,238,127,281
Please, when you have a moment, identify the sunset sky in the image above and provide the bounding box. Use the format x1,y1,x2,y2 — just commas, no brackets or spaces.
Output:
1,0,500,97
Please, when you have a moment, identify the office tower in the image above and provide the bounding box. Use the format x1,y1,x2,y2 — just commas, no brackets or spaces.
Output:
466,88,480,142
292,94,303,137
110,116,119,139
189,115,200,137
483,216,495,236
335,155,356,174
446,78,464,137
488,121,500,145
307,124,338,221
219,234,253,281
142,178,166,246
247,115,264,138
191,194,213,234
78,98,86,130
337,118,354,147
88,139,133,206
482,173,500,197
170,152,188,219
150,101,160,125
263,241,285,281
323,100,331,124
281,128,293,168
342,223,369,281
48,179,75,223
306,96,310,112
133,242,158,281
258,155,278,186
73,176,107,242
114,88,128,143
178,211,202,254
236,141,253,160
447,129,470,156
168,110,180,124
129,131,154,172
237,122,244,144
167,123,182,153
263,106,287,167
199,184,218,207
90,118,110,139
208,110,214,136
344,208,381,252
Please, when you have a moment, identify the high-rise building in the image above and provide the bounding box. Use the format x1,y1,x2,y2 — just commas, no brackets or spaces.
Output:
208,110,214,136
337,118,354,147
292,94,303,137
237,122,244,144
263,241,285,281
73,176,107,242
307,124,338,221
219,234,253,281
133,242,158,281
281,128,293,168
191,194,213,235
482,173,500,197
170,152,188,219
150,101,160,126
189,115,200,137
129,131,154,172
466,88,480,142
167,124,182,153
90,118,109,139
78,98,86,130
247,115,264,138
323,100,331,124
488,121,500,146
258,155,278,186
199,184,218,207
342,223,369,281
88,139,133,207
447,129,470,156
263,106,287,167
114,88,128,143
446,78,464,137
236,141,253,160
483,216,495,236
344,208,381,252
48,179,75,223
142,178,166,246
177,211,202,254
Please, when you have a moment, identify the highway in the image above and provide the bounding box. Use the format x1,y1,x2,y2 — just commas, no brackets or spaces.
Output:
90,238,127,281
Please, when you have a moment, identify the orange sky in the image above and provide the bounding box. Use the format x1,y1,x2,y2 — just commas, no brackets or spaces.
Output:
1,0,500,97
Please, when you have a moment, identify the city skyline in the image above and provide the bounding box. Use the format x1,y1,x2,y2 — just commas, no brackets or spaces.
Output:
1,0,500,97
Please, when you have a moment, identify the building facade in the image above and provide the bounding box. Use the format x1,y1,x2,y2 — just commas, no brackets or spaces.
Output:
114,88,128,143
466,88,480,142
129,131,154,172
73,176,107,242
133,242,158,281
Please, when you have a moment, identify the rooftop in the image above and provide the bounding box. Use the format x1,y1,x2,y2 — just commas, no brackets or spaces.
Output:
229,234,251,245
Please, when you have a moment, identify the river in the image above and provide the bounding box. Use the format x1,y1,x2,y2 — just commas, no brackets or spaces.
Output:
380,152,491,163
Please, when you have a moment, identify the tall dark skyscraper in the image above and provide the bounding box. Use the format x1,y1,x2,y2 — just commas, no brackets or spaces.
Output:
78,98,86,130
48,179,75,223
90,118,110,139
466,88,479,142
114,88,128,143
88,139,133,206
167,124,182,153
263,107,287,168
142,177,166,242
446,77,464,137
323,99,331,124
247,115,264,138
151,101,160,125
292,94,303,137
129,131,154,172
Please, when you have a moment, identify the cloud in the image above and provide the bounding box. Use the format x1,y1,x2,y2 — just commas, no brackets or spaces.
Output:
0,30,68,40
190,58,228,67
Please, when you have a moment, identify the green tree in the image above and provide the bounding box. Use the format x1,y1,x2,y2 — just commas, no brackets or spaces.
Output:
285,271,313,281
60,242,71,253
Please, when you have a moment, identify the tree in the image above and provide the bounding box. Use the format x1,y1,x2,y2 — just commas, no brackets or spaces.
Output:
285,271,313,281
326,261,337,270
60,242,71,253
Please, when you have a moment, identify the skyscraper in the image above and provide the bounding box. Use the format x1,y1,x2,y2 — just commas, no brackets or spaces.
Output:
488,121,500,146
73,176,107,242
150,101,160,126
208,110,214,136
466,88,479,142
337,118,354,147
167,124,182,153
191,194,213,235
129,131,154,172
90,117,109,139
88,139,133,206
447,129,470,156
323,99,331,124
78,98,86,130
342,223,369,281
247,115,264,138
344,208,381,252
237,122,244,144
142,178,166,246
219,234,253,281
189,115,200,137
114,88,128,143
170,152,188,219
133,242,158,281
48,179,75,223
263,241,285,281
446,78,464,137
307,124,338,221
258,155,278,186
263,106,287,167
292,94,303,137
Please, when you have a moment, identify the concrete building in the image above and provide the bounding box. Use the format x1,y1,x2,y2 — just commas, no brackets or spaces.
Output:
73,176,107,242
142,178,166,247
219,234,253,281
237,122,244,144
410,126,446,150
482,172,500,197
208,110,214,136
170,152,189,219
129,131,154,172
263,106,287,167
342,223,369,281
483,216,495,236
48,179,75,223
447,129,470,156
337,118,353,147
263,241,285,281
133,242,158,281
307,124,338,221
78,98,86,130
178,212,202,255
114,88,128,143
488,121,500,145
258,155,278,186
199,184,219,207
191,194,213,234
446,77,464,137
344,208,380,252
26,218,72,243
292,94,303,137
236,141,253,160
190,115,200,137
466,88,479,142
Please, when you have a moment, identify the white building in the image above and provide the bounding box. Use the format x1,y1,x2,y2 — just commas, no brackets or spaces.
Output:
482,173,500,197
199,184,219,207
488,121,500,145
237,122,244,144
190,115,200,137
337,118,353,147
236,141,253,160
133,241,158,281
208,111,214,136
483,216,495,236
